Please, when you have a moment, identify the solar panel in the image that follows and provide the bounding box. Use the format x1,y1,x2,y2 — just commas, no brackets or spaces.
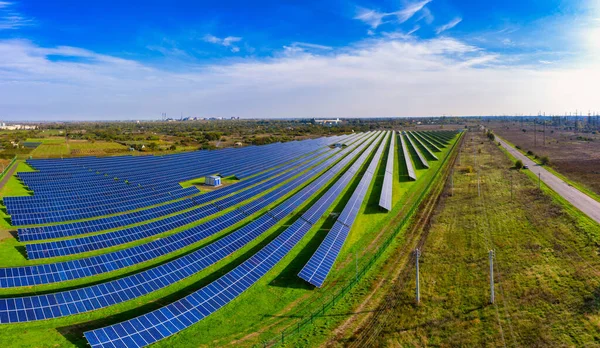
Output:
403,131,429,169
82,132,380,348
407,131,438,160
298,131,388,287
399,132,417,180
379,130,394,211
0,132,375,288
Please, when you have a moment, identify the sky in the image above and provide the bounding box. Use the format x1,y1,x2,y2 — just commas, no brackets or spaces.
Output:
1,0,599,121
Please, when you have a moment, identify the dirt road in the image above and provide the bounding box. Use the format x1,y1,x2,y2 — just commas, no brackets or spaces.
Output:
497,137,600,225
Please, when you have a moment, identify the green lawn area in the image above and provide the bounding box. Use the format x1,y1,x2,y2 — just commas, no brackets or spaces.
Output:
0,131,462,347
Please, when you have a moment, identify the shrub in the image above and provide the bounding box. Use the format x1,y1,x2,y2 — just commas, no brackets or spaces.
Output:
527,150,534,156
540,155,550,165
515,159,524,169
460,166,474,174
516,145,521,150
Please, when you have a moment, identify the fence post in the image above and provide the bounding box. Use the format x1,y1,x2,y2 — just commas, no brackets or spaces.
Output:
489,250,495,304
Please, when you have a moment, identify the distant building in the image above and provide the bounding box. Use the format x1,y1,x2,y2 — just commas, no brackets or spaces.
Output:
0,124,37,130
205,175,222,187
314,118,341,125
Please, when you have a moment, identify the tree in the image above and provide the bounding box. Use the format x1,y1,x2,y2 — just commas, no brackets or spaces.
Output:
147,142,159,151
515,159,523,169
540,155,550,165
486,130,495,141
169,144,177,151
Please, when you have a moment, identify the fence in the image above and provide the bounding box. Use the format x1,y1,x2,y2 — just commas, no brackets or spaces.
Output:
263,130,465,347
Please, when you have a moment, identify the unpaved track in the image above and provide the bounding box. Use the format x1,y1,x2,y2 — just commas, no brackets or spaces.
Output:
0,160,19,192
497,137,600,224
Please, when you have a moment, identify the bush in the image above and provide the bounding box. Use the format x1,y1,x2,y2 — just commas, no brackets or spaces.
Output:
515,159,523,169
527,150,534,156
460,166,474,174
540,155,550,165
516,145,521,150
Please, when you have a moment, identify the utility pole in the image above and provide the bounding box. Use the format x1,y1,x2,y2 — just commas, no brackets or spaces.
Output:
355,251,358,282
450,170,454,196
415,249,421,304
543,120,546,146
510,172,513,201
533,117,537,149
477,169,481,198
489,250,495,304
538,172,541,190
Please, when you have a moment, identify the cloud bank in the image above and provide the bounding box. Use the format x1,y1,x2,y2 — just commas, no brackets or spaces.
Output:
0,35,599,120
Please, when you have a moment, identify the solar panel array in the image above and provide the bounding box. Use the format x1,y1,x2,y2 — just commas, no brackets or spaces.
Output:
407,131,438,160
0,133,372,288
413,131,443,151
403,131,429,169
0,129,461,346
298,131,388,287
83,132,381,348
9,135,344,226
23,149,336,259
379,130,394,211
399,132,417,181
0,134,378,324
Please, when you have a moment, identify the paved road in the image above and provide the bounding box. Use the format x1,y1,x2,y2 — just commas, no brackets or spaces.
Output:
497,137,600,225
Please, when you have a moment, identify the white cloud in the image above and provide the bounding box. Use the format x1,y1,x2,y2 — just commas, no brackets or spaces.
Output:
436,17,462,34
355,0,431,30
202,34,242,52
407,25,421,35
354,8,388,29
0,1,33,30
291,42,333,51
393,0,432,23
417,6,434,24
1,36,599,121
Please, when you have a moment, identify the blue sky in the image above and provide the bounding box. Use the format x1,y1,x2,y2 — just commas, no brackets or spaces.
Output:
1,0,599,120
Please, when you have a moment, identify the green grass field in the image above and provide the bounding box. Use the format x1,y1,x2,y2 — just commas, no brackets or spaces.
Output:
348,130,600,346
0,131,461,347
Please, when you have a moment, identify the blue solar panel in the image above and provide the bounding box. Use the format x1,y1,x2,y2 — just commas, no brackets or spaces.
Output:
299,131,388,287
412,131,442,152
82,132,380,348
407,131,438,160
403,131,429,169
0,133,373,288
0,132,376,327
10,136,344,226
399,132,417,181
379,130,394,211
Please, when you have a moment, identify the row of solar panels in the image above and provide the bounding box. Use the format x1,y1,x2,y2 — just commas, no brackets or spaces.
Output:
24,147,342,259
379,131,395,211
19,136,338,190
1,130,457,348
0,132,377,331
0,132,372,288
17,147,333,242
9,139,343,225
83,131,382,348
299,131,388,287
6,143,322,214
